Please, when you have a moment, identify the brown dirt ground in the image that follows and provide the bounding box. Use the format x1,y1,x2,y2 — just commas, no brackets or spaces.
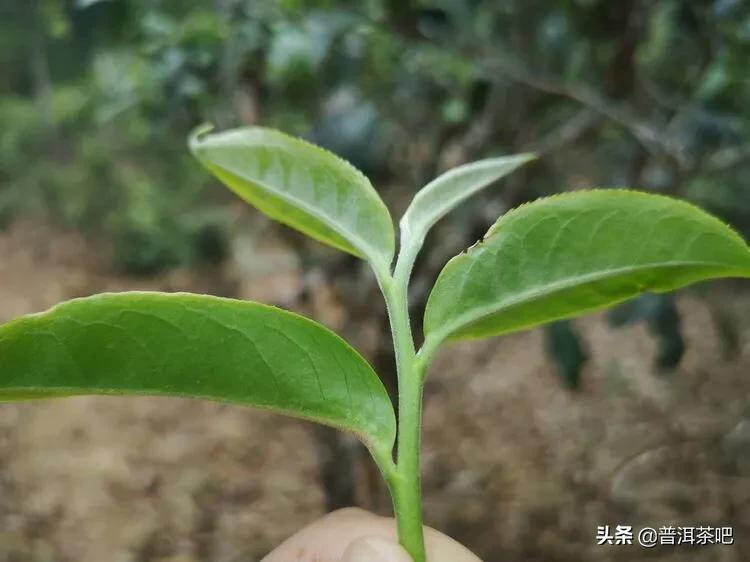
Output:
0,219,748,561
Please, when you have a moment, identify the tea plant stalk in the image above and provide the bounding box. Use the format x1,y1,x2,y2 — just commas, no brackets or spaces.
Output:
379,267,426,560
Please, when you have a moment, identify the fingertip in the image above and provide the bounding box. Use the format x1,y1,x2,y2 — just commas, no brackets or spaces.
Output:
342,536,412,562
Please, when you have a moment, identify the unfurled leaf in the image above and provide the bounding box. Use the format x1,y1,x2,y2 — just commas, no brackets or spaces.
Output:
423,190,750,347
189,125,395,272
0,292,396,453
400,154,535,247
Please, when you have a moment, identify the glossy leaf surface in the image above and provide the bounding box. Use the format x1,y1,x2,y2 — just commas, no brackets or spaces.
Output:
0,292,396,452
190,125,395,271
400,154,535,246
424,190,750,347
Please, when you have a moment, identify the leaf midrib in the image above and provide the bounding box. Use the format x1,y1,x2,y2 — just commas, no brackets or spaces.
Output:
427,259,750,345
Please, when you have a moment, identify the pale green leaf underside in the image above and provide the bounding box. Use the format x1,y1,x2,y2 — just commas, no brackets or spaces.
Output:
0,292,396,452
190,125,395,271
400,154,535,244
424,190,750,346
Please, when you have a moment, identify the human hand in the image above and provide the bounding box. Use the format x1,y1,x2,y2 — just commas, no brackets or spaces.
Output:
262,507,481,562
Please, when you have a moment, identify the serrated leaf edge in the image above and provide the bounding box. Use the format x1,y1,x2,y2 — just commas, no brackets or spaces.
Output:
424,188,750,346
190,125,395,269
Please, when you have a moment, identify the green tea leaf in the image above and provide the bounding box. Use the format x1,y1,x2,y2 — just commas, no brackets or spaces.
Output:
400,154,535,247
0,292,396,453
190,125,395,272
423,190,750,348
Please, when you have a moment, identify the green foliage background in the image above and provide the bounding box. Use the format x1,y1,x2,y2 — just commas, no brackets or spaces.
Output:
2,0,749,275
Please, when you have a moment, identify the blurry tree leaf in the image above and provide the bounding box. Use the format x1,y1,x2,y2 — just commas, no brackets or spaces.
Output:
400,154,535,252
75,0,112,9
313,88,384,175
0,292,396,453
190,125,395,272
423,190,750,347
647,295,684,370
543,320,587,390
266,11,355,84
608,294,684,370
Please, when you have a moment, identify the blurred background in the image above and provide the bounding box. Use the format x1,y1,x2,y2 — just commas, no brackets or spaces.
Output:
1,1,749,560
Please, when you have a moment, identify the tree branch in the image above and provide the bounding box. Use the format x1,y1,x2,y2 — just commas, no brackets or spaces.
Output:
480,55,688,166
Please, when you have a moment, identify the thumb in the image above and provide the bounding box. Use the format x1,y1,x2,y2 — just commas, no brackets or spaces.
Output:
341,536,413,562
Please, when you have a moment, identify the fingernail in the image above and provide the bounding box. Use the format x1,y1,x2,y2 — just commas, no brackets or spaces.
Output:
341,536,411,562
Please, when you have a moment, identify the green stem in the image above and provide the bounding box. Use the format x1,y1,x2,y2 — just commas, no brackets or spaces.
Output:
378,265,427,562
391,364,425,561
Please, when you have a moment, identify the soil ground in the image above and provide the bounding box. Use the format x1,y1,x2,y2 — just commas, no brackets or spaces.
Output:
1,219,748,561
